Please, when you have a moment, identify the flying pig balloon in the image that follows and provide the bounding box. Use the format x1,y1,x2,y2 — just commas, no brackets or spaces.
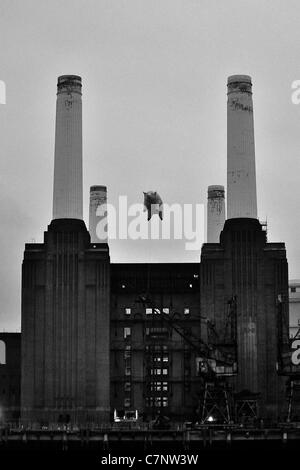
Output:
143,191,163,221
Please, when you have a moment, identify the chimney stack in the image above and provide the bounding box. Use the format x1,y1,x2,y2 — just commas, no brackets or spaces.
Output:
52,75,83,220
207,185,226,243
227,75,257,219
89,185,108,243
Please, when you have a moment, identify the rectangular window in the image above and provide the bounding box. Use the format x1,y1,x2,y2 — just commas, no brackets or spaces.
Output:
124,345,131,359
124,382,131,392
162,308,169,314
150,381,161,392
125,308,131,315
146,308,153,315
124,398,131,408
150,381,169,392
145,327,169,338
184,308,190,315
124,327,131,339
153,354,168,363
125,367,131,376
146,396,169,408
162,368,168,375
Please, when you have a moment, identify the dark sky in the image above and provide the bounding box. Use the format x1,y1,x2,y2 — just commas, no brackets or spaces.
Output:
1,0,300,330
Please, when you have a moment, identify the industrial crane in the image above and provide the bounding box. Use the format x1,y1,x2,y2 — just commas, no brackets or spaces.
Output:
277,294,300,423
137,294,238,424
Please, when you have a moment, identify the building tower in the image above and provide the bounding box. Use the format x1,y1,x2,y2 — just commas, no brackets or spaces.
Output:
21,76,110,425
200,75,288,420
207,185,226,243
53,75,83,220
227,75,257,219
89,185,108,243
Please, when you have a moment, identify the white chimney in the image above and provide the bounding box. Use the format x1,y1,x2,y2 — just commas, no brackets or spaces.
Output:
207,185,226,243
227,75,257,219
89,186,108,243
52,75,83,220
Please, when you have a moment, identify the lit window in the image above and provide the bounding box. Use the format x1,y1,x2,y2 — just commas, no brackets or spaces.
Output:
125,308,131,315
162,308,169,314
193,274,199,279
122,284,126,289
0,341,6,365
189,284,193,288
125,367,131,376
184,308,190,315
151,381,169,392
150,382,161,392
146,308,152,315
124,327,131,339
153,308,161,315
162,368,168,375
146,397,169,408
153,354,169,363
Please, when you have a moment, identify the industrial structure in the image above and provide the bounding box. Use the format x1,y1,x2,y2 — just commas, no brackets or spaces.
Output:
0,73,298,429
289,280,300,339
200,75,289,421
89,185,108,244
0,333,20,422
207,185,226,243
227,75,257,219
21,76,110,425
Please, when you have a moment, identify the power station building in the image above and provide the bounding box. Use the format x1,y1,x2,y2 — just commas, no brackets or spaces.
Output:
200,76,289,420
18,74,290,426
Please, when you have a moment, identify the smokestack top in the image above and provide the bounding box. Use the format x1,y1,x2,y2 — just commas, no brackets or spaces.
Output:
227,75,252,84
208,185,224,193
90,185,107,193
57,75,82,95
208,185,225,199
227,75,252,94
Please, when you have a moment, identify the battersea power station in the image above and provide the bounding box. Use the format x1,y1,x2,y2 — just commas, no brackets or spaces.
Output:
1,74,293,429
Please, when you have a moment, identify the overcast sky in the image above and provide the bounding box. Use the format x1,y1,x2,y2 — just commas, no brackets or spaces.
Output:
1,0,300,330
